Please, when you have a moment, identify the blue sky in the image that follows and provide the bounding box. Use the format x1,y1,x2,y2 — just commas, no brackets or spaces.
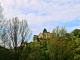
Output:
0,0,80,35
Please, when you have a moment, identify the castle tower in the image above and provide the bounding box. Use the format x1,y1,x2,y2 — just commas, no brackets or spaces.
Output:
43,28,47,33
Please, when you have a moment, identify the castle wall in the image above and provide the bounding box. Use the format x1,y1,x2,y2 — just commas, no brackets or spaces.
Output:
33,29,53,42
38,32,53,39
38,33,43,38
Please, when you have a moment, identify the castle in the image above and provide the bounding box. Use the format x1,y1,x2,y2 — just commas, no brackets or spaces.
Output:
33,28,53,42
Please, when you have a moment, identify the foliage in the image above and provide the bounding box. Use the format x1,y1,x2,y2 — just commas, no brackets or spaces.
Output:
48,36,73,60
0,10,80,60
0,28,80,60
1,3,80,60
72,38,80,60
72,29,80,38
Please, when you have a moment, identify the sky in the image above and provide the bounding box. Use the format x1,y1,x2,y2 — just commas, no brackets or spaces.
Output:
0,0,80,36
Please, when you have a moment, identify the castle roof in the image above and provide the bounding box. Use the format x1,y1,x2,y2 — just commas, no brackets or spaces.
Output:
43,28,47,33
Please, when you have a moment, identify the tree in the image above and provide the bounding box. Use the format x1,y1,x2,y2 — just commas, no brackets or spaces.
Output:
0,3,7,47
52,26,67,37
0,17,32,49
1,27,8,47
72,29,80,38
20,19,32,42
71,37,80,60
48,36,73,60
0,3,4,23
49,27,74,60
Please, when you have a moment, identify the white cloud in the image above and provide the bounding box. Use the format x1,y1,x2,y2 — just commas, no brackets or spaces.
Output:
0,0,80,35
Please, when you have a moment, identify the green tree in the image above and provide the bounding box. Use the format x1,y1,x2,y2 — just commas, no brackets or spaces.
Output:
72,29,80,38
72,38,80,60
19,42,45,60
48,36,73,60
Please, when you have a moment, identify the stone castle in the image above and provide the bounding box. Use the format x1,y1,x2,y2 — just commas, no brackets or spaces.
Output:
33,28,53,42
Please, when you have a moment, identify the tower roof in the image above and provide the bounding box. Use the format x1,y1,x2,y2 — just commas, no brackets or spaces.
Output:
43,28,47,33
